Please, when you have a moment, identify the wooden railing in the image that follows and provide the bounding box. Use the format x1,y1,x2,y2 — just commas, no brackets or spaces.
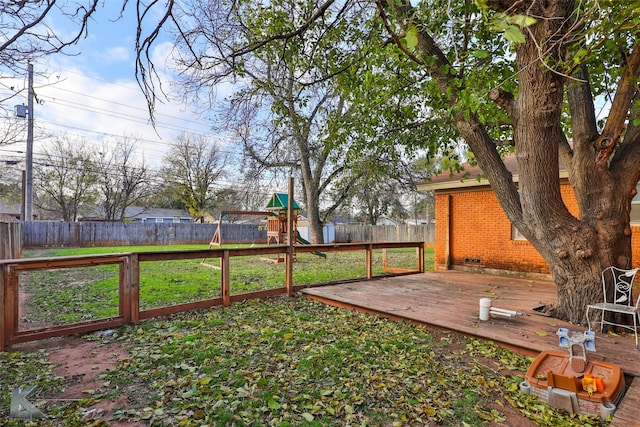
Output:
0,242,425,351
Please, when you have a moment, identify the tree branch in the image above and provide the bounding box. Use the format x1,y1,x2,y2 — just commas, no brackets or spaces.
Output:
488,88,516,121
135,0,176,119
595,40,640,165
232,0,337,58
566,63,598,146
0,1,57,53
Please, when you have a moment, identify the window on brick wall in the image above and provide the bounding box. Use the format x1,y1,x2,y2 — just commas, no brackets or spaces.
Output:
632,183,640,224
512,189,527,241
512,224,527,241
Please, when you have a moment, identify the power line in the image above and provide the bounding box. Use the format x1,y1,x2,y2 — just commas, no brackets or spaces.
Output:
42,85,211,130
38,98,193,134
34,119,242,156
37,91,211,134
1,146,248,190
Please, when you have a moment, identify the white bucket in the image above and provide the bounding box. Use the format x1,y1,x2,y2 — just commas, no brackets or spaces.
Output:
600,401,616,419
479,298,492,321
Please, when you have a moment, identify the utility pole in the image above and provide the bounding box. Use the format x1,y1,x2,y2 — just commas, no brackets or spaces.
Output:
24,62,34,222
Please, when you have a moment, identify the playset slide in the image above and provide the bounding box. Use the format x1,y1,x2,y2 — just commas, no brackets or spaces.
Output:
296,232,327,259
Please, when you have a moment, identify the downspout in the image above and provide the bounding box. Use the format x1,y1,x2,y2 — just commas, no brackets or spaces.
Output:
444,194,451,270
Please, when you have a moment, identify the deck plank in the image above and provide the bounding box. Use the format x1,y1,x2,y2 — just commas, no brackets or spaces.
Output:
302,270,640,425
301,270,640,376
609,378,640,427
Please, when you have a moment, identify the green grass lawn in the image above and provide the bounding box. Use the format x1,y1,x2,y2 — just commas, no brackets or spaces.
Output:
19,245,433,327
3,246,607,426
0,296,604,426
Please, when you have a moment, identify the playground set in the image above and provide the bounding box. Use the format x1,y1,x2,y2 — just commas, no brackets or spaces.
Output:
202,193,324,268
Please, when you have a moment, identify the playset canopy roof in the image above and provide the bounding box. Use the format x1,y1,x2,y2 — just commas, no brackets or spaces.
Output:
265,193,300,211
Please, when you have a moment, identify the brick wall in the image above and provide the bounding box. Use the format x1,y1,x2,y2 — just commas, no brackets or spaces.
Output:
434,184,640,274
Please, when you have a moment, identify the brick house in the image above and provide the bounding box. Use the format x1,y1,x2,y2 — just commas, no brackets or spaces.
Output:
418,156,640,276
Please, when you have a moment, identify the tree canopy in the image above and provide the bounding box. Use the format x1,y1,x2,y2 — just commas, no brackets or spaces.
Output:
146,0,431,242
161,132,229,223
4,0,640,321
132,0,640,321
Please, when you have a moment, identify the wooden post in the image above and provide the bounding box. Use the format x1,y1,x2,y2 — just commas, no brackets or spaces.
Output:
285,177,294,296
4,265,17,348
366,244,373,279
382,248,388,272
120,257,130,322
0,264,6,351
221,250,230,306
129,254,140,322
418,245,425,273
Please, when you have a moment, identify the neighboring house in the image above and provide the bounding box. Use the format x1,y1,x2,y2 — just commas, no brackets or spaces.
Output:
0,201,21,221
124,207,193,223
1,200,195,224
403,219,429,225
80,206,193,223
418,156,640,276
0,201,40,221
376,216,398,226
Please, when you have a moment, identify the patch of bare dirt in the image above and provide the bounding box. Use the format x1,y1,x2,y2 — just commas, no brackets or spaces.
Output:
11,331,545,427
14,335,144,426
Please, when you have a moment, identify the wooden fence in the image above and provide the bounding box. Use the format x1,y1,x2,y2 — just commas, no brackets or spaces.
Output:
0,222,21,259
0,242,425,351
13,221,435,248
21,221,265,248
334,224,434,243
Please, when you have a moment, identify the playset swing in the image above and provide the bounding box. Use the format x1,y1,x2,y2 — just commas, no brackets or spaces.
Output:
200,193,325,268
200,210,271,269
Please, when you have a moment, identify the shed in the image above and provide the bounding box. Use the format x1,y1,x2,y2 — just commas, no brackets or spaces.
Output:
0,201,22,221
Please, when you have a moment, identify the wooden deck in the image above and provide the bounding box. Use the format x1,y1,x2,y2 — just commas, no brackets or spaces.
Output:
610,379,640,427
302,270,640,425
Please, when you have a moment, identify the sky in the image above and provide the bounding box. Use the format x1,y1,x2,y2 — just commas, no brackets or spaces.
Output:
0,2,221,173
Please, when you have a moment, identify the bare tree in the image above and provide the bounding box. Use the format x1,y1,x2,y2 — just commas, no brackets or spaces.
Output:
95,136,150,221
0,1,108,149
161,132,228,223
0,1,102,73
0,105,27,145
131,0,640,323
34,135,98,221
0,163,22,203
352,180,406,225
136,0,384,243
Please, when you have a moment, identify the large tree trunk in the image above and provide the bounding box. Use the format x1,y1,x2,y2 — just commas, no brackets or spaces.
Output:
482,1,638,323
510,1,603,323
391,0,640,324
306,195,325,244
300,175,325,244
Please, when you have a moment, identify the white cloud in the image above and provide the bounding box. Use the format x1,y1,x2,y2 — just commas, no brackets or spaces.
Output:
24,56,212,169
0,3,232,173
105,46,131,63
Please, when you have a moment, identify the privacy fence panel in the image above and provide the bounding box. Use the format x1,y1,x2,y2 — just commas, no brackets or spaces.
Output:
21,222,433,248
0,222,22,259
334,224,434,244
22,221,267,248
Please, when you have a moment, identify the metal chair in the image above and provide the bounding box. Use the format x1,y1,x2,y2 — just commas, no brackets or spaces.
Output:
586,266,640,350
